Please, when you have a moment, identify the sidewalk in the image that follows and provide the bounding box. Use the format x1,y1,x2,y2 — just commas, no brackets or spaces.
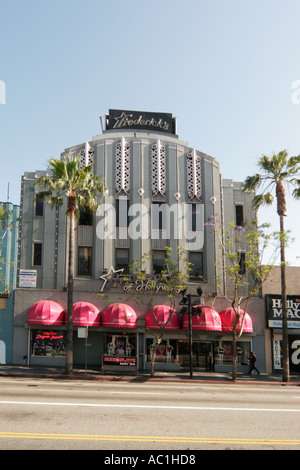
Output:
0,365,300,385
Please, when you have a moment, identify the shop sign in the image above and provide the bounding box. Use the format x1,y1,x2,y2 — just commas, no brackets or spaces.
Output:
103,356,137,367
19,269,37,288
266,294,300,328
100,266,181,294
106,109,175,134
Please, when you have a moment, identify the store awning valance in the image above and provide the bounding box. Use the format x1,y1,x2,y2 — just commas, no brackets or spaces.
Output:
102,303,137,329
27,300,64,326
145,305,181,330
219,308,253,333
182,305,222,331
72,302,100,327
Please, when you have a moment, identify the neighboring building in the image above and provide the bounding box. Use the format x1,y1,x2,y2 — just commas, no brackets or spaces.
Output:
0,202,20,363
262,266,300,374
12,109,266,373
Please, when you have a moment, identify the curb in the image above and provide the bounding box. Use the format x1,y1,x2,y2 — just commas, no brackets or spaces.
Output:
1,370,299,385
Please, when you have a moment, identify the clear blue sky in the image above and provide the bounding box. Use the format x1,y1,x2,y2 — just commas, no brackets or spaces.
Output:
1,0,300,264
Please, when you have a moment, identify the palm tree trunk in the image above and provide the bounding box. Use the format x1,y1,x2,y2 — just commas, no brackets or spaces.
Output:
280,214,289,382
65,195,75,375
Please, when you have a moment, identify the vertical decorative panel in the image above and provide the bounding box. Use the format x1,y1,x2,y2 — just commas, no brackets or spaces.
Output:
151,140,166,200
187,149,202,202
79,143,95,171
115,137,130,196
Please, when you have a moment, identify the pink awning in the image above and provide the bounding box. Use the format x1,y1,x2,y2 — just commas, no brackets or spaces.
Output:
145,305,181,330
27,300,64,326
182,305,222,331
102,303,137,328
219,307,253,333
72,302,100,327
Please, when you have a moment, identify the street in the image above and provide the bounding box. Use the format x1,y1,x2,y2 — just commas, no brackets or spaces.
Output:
0,376,299,451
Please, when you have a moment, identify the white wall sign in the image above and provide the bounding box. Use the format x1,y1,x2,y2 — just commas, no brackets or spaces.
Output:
19,270,37,288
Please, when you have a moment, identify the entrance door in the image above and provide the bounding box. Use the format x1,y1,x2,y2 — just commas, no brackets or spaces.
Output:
193,342,211,369
178,341,212,370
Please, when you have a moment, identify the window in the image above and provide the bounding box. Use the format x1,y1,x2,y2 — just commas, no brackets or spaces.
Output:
104,333,136,358
189,252,203,279
235,205,244,226
31,330,66,357
34,198,44,217
33,242,42,266
146,338,177,364
116,198,129,228
238,252,246,275
78,246,92,275
152,202,164,230
116,248,129,274
191,204,197,231
152,251,166,275
79,209,93,226
215,341,250,366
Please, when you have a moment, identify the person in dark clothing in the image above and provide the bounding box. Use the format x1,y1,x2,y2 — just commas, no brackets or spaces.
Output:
248,351,260,375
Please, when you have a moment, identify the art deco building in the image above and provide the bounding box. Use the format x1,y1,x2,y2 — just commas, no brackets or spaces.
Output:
12,109,266,373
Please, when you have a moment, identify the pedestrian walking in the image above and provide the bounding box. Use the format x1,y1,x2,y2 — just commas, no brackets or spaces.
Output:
248,351,260,375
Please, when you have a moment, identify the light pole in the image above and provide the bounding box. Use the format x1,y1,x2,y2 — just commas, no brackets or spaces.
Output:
180,288,203,379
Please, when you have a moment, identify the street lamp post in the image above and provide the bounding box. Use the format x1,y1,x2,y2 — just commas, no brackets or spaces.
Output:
180,288,203,379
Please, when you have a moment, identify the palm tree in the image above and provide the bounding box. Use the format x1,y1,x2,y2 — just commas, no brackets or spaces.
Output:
35,157,105,375
243,150,300,382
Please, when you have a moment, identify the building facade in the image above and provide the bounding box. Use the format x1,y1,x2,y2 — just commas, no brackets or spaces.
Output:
0,202,20,363
12,109,266,373
262,266,300,374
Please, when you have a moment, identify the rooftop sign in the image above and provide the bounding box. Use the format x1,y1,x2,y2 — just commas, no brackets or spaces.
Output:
106,109,176,135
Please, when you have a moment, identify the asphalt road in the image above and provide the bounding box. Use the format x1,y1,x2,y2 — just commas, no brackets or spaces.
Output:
0,376,299,452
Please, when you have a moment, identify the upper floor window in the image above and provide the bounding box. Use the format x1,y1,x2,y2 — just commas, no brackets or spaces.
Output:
189,251,203,279
152,250,166,275
116,248,129,274
79,208,93,226
116,198,129,228
34,198,44,217
33,242,42,266
78,246,92,276
238,252,246,275
235,204,244,226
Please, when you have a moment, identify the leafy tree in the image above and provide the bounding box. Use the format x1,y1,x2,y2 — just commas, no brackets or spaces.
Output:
35,157,105,375
206,217,278,381
243,150,300,382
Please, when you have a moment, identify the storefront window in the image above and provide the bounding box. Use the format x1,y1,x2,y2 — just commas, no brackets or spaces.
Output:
104,333,136,357
31,330,66,357
146,338,178,364
274,336,300,372
214,341,250,365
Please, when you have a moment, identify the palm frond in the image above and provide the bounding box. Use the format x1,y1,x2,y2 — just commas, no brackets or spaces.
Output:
36,155,105,215
243,174,261,192
252,192,273,210
292,187,300,199
287,154,300,168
